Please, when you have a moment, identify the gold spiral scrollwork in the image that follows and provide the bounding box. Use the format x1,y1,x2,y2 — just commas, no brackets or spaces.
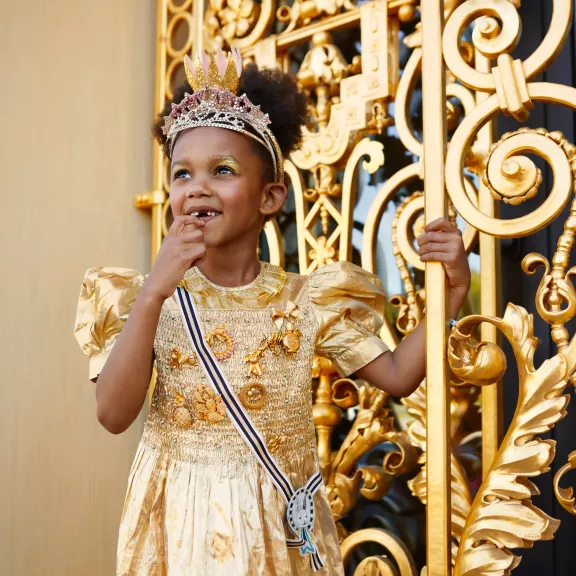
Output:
341,528,417,576
482,129,543,205
443,0,521,91
443,0,572,93
363,172,477,279
394,46,477,158
390,192,425,336
554,451,576,515
446,88,576,238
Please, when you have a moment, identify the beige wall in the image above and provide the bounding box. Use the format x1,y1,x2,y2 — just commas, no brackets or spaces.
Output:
0,1,156,574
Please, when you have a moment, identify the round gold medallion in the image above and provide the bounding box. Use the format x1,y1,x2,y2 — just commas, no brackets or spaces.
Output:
239,382,267,410
282,331,301,354
206,326,236,360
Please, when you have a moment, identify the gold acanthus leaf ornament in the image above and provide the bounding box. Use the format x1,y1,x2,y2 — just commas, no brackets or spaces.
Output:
402,380,473,567
449,303,576,576
323,380,418,522
326,382,394,520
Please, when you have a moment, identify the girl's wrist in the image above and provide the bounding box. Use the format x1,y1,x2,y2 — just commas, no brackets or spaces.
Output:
138,285,168,309
448,285,469,319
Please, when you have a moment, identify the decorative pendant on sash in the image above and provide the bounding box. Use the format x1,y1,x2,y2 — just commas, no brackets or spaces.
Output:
287,487,318,559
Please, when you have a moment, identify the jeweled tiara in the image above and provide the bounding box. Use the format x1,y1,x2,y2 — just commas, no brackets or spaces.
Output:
162,48,284,182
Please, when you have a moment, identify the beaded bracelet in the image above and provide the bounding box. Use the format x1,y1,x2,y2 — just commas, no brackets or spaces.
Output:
422,308,457,328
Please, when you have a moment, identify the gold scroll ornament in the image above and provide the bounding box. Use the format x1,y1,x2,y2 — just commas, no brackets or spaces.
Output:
440,1,576,572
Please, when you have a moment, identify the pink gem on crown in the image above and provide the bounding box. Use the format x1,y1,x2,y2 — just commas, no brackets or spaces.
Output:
162,87,272,138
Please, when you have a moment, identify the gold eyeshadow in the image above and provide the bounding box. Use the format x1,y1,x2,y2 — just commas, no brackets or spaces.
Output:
170,156,243,178
208,155,242,175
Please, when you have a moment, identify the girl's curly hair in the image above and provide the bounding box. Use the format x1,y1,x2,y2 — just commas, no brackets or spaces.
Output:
152,63,309,179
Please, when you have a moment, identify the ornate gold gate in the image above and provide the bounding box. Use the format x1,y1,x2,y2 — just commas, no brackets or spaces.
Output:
137,0,576,573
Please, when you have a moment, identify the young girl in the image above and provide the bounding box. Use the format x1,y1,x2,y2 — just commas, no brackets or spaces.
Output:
75,49,470,575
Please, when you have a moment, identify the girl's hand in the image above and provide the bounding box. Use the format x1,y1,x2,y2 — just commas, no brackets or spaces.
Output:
142,215,206,302
416,217,471,317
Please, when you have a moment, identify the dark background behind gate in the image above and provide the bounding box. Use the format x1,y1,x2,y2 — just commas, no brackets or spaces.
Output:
500,1,576,574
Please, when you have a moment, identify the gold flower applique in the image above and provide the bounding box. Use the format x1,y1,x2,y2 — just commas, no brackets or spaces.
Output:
244,348,265,377
194,384,227,423
267,433,288,454
169,348,198,370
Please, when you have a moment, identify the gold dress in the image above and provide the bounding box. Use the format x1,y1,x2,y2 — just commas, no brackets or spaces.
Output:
75,261,388,576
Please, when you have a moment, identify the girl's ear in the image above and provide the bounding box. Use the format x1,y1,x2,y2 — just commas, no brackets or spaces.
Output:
260,182,287,217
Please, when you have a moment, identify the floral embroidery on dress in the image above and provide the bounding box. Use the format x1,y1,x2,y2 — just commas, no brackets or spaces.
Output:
193,384,227,423
169,348,198,370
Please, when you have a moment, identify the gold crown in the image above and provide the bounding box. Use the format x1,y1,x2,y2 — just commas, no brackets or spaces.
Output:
163,48,284,181
184,48,242,94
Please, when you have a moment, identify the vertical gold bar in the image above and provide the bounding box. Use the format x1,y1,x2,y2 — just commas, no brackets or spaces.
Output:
475,51,503,478
148,0,170,405
151,0,169,263
193,0,205,54
421,1,451,574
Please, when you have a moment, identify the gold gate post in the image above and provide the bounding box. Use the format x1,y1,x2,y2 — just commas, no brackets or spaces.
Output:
151,0,169,261
134,0,170,264
421,1,451,574
475,50,503,477
193,0,205,54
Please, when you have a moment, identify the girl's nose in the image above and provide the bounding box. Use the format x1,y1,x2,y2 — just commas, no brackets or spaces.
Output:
186,185,211,198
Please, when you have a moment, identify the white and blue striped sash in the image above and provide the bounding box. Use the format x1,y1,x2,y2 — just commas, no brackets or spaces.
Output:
176,286,325,571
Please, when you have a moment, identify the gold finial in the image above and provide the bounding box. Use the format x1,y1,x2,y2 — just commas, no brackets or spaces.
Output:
184,48,242,94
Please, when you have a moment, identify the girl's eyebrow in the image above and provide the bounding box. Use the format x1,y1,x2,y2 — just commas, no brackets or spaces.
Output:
207,154,241,164
171,155,240,167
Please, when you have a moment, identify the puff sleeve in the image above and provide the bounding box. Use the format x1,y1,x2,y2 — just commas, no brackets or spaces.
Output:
74,267,145,381
309,261,389,377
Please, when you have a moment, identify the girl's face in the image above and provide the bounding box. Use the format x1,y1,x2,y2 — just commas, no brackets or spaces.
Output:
169,127,286,249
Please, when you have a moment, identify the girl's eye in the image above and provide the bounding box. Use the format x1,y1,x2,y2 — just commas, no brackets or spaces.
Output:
174,169,190,180
215,165,236,176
